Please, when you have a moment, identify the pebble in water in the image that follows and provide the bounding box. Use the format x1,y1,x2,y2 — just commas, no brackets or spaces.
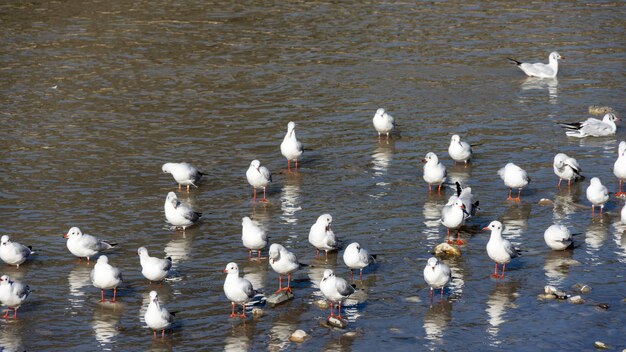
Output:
289,330,308,343
588,105,615,115
572,283,592,294
593,341,608,349
434,243,462,258
568,295,585,304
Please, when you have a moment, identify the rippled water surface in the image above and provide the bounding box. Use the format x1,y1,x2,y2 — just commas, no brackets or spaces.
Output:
1,1,625,351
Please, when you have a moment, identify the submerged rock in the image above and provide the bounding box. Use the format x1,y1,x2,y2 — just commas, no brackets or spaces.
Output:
568,295,585,304
537,293,557,301
315,299,329,309
538,198,553,206
572,283,592,294
588,105,615,115
593,341,608,349
289,329,308,343
252,308,264,317
434,243,461,257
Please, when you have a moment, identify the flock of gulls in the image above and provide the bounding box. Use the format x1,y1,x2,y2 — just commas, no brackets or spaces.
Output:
1,52,622,339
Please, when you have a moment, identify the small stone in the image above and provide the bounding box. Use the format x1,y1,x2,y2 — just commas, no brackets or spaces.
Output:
537,293,556,301
289,329,308,343
597,303,609,310
594,341,608,349
538,198,553,206
327,316,348,328
568,295,585,304
572,283,592,294
343,331,359,338
544,285,557,294
434,243,461,257
252,308,264,317
315,299,329,309
588,105,615,115
267,290,294,307
405,296,421,303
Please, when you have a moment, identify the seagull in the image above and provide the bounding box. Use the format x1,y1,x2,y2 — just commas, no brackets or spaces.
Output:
319,269,355,320
164,192,201,230
0,275,30,319
543,224,573,250
280,121,304,171
557,113,620,138
423,257,452,298
422,152,447,193
138,247,172,283
90,255,123,302
246,160,272,202
373,108,396,141
268,243,305,294
586,177,609,215
448,182,479,218
342,242,375,280
448,135,473,165
308,214,337,257
553,153,582,188
63,227,117,262
161,162,205,192
440,199,468,245
241,217,268,260
483,221,522,279
613,141,626,196
0,235,35,268
144,291,175,338
507,51,563,78
498,163,530,201
223,262,256,318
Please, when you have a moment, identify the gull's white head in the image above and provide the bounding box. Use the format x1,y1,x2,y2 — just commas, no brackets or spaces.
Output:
97,255,109,264
483,220,503,233
250,160,261,169
242,217,252,226
166,192,178,207
224,262,239,274
375,108,385,118
454,199,466,210
603,113,620,124
287,121,296,132
590,177,602,186
137,247,148,257
64,227,83,239
346,242,360,252
1,235,10,245
451,135,461,143
427,257,439,269
268,243,283,263
162,163,174,174
553,153,568,167
0,275,10,283
549,52,563,61
423,152,439,163
322,269,335,281
317,214,333,232
149,290,159,303
619,141,626,156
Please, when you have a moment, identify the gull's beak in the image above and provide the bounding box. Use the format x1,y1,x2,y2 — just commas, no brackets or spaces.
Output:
223,269,228,273
63,233,69,238
421,159,427,163
560,55,565,59
482,226,490,231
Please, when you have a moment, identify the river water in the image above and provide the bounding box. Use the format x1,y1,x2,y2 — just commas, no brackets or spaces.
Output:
1,1,625,351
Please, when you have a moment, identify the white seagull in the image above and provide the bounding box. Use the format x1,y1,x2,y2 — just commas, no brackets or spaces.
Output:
144,291,175,338
161,162,205,191
558,113,620,138
423,257,452,298
440,199,468,245
90,255,123,302
138,247,172,283
164,192,201,230
0,235,35,268
280,121,304,171
373,108,396,141
543,224,573,251
245,160,272,202
553,153,582,188
508,51,563,78
483,221,522,279
268,243,304,294
448,134,473,165
498,163,530,201
223,262,257,318
241,217,268,260
319,269,355,320
63,227,116,262
448,182,479,218
586,177,609,215
422,152,447,193
343,242,375,280
0,275,30,319
308,214,337,257
613,141,626,196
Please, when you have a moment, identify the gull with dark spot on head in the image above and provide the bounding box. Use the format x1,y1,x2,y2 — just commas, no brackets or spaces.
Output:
246,160,272,202
161,162,205,192
498,163,530,202
308,214,337,258
268,243,305,294
422,152,447,193
508,51,563,78
0,235,35,268
320,269,355,320
144,291,175,338
543,224,573,251
164,192,201,230
586,177,609,215
138,247,172,283
553,153,582,188
0,275,30,319
343,242,375,280
423,257,451,298
280,121,304,171
558,113,620,138
90,255,123,302
373,108,396,141
448,135,473,165
223,262,257,318
483,221,522,279
241,217,268,260
63,227,116,262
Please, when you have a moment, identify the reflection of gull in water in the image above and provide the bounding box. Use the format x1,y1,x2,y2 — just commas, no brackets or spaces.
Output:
445,258,465,295
585,220,609,255
423,299,453,342
280,174,302,226
242,261,268,291
268,310,301,351
613,224,626,264
68,264,92,312
486,281,520,346
92,305,123,348
371,143,394,176
224,333,250,352
446,165,471,186
307,255,337,299
501,203,532,239
423,198,444,242
0,322,24,352
164,227,199,264
543,250,579,285
553,187,582,220
520,77,558,104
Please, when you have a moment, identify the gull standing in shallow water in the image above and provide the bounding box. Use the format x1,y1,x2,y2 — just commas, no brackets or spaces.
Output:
422,152,447,193
0,275,30,319
137,247,172,283
320,269,355,320
498,163,530,202
268,243,305,294
0,235,35,268
63,227,117,262
164,192,201,230
553,153,582,188
586,177,609,215
223,262,257,318
484,221,522,279
343,242,375,280
440,199,468,245
280,121,304,171
557,113,620,138
448,134,473,165
423,257,451,298
543,224,574,250
144,291,175,338
613,141,626,196
507,51,563,78
372,108,396,141
90,255,123,302
308,214,337,258
246,160,272,202
161,162,205,192
241,217,268,260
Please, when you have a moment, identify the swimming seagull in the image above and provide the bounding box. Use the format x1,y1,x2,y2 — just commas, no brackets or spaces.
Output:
90,255,123,302
498,163,530,202
483,221,522,279
0,275,30,319
138,247,172,283
553,153,582,188
585,177,609,215
423,257,452,298
507,51,563,78
422,152,447,193
280,121,304,171
241,217,268,260
0,235,35,268
223,262,256,318
144,291,175,338
342,242,376,280
543,224,573,251
448,135,473,165
373,108,396,141
613,141,626,196
308,214,337,257
268,243,305,294
319,269,355,320
557,113,620,138
63,227,117,262
440,199,468,245
161,162,205,192
164,192,201,230
245,160,272,202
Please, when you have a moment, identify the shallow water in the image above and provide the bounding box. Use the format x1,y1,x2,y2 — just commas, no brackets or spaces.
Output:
1,1,625,351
